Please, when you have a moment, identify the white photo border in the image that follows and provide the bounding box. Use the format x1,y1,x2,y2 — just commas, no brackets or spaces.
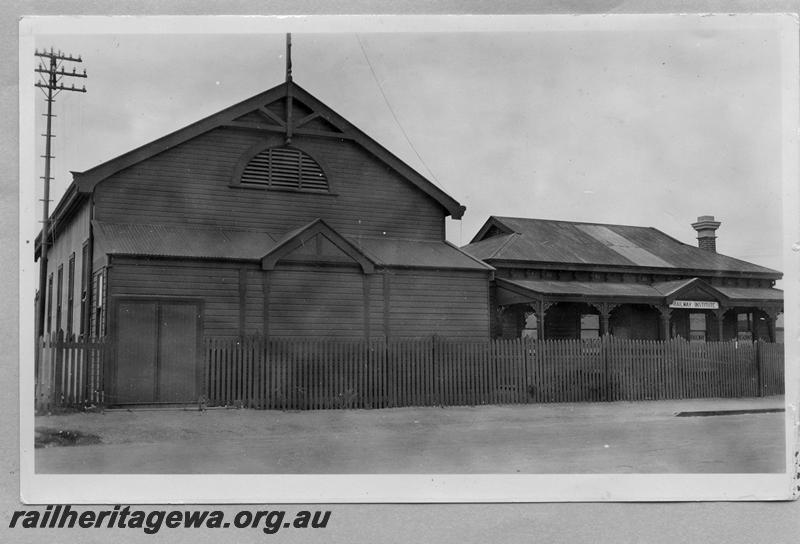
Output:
19,13,799,504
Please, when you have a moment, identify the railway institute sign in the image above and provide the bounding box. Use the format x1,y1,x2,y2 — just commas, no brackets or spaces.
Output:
669,300,719,309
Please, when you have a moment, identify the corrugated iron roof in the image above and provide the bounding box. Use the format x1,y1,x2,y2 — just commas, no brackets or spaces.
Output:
93,221,279,260
94,221,490,271
499,278,662,299
356,237,493,270
462,216,781,277
715,286,784,301
575,224,673,268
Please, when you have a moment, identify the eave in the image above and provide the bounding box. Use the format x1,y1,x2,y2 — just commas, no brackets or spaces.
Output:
34,183,89,260
484,258,782,281
70,80,466,220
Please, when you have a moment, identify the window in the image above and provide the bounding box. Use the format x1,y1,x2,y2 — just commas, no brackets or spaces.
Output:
580,314,600,340
689,312,706,342
66,253,75,336
46,274,53,334
521,312,538,339
80,241,89,337
737,312,753,341
56,265,63,333
239,146,328,192
96,272,104,309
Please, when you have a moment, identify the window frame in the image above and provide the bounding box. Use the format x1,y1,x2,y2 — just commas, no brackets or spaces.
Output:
46,273,53,334
66,253,75,336
737,311,754,341
79,240,89,337
689,312,707,342
579,313,600,340
56,264,63,333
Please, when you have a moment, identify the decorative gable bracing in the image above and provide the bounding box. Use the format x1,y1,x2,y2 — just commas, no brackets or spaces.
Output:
228,95,346,138
65,82,464,244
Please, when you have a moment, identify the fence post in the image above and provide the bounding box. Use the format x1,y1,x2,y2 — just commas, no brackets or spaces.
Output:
385,337,391,408
54,330,64,407
430,335,438,406
80,336,89,407
754,339,763,397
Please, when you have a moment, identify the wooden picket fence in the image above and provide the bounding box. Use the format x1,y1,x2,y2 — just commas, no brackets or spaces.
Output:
204,336,785,410
32,334,784,411
35,332,109,412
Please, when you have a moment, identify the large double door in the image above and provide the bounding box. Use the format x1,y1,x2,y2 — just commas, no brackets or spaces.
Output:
114,299,202,404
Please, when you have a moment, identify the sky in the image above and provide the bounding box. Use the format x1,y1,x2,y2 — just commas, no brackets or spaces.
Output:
24,15,788,276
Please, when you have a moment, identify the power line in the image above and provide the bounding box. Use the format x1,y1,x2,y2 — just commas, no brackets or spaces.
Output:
355,34,445,190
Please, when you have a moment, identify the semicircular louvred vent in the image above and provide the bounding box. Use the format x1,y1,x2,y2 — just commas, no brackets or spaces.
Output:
240,146,328,192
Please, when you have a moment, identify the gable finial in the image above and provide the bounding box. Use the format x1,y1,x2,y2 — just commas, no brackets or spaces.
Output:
284,32,294,144
285,33,292,82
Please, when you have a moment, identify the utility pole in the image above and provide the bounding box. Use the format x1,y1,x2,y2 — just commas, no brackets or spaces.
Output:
34,47,87,337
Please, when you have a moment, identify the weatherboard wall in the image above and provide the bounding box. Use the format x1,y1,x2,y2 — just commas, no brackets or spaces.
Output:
385,269,490,339
42,202,91,338
108,257,245,337
92,128,447,241
266,264,375,339
106,257,491,340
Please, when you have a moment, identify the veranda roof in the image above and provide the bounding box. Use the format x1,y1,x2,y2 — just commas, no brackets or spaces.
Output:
496,277,783,307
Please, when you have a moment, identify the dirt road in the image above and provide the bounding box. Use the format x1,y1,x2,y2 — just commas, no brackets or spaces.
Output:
34,396,786,474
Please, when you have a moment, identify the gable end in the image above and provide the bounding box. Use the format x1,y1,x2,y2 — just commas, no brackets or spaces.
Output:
72,80,465,219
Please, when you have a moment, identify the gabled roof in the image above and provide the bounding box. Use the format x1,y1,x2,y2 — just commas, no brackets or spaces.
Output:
261,219,376,274
650,277,727,300
71,80,465,219
462,216,781,278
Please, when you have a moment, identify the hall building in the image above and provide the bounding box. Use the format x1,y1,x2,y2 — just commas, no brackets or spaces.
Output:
461,215,783,343
35,76,492,405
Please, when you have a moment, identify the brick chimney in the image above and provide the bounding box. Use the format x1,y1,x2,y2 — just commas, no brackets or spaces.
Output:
691,215,721,252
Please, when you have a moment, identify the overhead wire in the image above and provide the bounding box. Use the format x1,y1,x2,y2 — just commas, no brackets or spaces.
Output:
355,34,445,191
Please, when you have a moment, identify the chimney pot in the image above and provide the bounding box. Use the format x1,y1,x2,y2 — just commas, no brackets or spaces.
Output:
691,215,721,253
